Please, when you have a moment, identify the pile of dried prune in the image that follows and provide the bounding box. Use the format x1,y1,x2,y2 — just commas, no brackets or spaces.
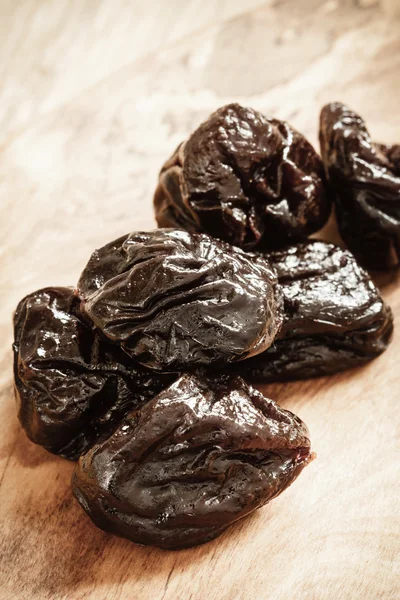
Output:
13,102,395,550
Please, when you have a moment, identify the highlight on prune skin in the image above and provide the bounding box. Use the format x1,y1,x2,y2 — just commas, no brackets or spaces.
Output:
154,103,330,250
77,228,283,372
319,102,400,270
72,372,313,550
13,287,174,460
236,241,393,382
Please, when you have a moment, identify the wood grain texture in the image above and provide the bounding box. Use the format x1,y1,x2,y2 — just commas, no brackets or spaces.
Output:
0,1,399,599
0,0,269,145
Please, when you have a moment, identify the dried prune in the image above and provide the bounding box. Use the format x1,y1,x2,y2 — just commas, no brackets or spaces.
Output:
13,287,174,460
154,103,330,250
77,228,283,372
319,102,400,270
236,241,393,382
72,372,312,550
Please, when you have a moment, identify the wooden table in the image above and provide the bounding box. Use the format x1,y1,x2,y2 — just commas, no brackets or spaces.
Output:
1,2,399,598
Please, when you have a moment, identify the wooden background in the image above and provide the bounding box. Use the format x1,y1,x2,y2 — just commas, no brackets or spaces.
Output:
0,1,399,598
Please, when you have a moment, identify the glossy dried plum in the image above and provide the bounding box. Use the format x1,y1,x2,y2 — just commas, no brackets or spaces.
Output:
77,228,283,372
319,102,400,270
13,287,173,459
154,103,330,250
72,372,312,550
236,241,393,382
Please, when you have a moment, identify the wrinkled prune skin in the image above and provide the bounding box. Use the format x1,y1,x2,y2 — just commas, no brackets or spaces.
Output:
236,241,393,382
13,287,174,460
72,372,312,550
320,102,400,270
77,229,283,372
154,103,330,250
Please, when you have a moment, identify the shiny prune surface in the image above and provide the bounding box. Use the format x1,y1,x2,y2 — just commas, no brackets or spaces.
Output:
154,103,330,250
13,287,173,460
236,241,393,382
72,372,312,550
77,228,283,372
319,102,400,270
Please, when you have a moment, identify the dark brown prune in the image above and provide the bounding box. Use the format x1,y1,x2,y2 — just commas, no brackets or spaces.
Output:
319,102,400,270
154,103,330,250
236,241,393,382
77,228,283,372
13,287,173,460
72,372,313,550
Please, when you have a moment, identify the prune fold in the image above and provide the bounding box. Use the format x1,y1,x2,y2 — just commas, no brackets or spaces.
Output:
319,102,400,270
77,228,283,372
72,372,312,550
236,241,393,382
154,103,330,250
13,287,173,459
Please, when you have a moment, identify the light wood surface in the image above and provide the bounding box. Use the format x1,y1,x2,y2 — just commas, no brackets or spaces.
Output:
0,2,399,599
0,0,269,145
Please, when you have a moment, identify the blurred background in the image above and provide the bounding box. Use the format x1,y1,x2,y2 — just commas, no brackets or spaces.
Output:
1,2,399,599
